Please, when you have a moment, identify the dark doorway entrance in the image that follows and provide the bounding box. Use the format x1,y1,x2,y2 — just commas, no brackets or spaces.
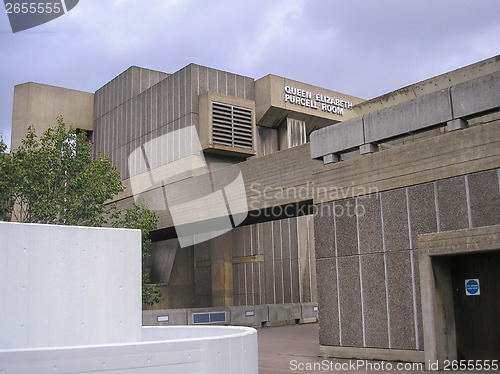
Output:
451,252,500,360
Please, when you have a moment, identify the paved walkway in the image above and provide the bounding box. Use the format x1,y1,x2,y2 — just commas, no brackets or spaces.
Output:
257,323,488,373
258,323,329,374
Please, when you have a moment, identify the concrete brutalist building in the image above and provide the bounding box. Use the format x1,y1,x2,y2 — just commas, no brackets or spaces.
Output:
11,63,364,315
10,55,500,366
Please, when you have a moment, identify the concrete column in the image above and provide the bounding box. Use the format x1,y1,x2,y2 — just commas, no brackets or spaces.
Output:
359,143,378,155
419,254,457,369
446,118,468,132
323,153,339,165
211,233,234,307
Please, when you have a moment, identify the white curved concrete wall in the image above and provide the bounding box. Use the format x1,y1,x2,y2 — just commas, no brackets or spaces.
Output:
0,326,258,373
0,222,142,349
0,222,258,373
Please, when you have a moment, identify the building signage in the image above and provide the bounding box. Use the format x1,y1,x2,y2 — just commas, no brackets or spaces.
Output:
465,279,480,296
284,85,353,115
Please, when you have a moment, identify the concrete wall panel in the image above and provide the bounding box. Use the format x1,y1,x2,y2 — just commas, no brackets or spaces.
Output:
468,169,500,227
436,176,469,232
335,198,359,256
361,253,389,348
314,203,335,259
208,67,218,93
411,250,424,350
381,189,410,251
316,258,340,346
408,182,437,249
198,65,208,96
274,259,284,304
291,258,300,303
386,251,416,350
338,256,363,347
298,216,313,303
272,220,282,261
194,241,211,261
311,170,500,355
245,263,254,303
235,75,245,99
357,195,383,254
281,222,292,303
0,222,141,349
264,256,275,304
219,71,229,96
196,266,212,297
244,76,255,101
227,72,236,97
189,64,198,113
179,67,186,120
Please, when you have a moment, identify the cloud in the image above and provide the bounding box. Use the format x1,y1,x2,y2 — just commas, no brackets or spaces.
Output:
235,0,304,69
1,0,499,148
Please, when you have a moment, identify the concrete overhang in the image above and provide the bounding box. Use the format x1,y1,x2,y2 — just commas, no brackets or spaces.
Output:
255,74,364,133
11,82,94,150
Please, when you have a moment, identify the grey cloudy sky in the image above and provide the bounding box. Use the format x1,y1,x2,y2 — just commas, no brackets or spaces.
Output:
1,0,499,148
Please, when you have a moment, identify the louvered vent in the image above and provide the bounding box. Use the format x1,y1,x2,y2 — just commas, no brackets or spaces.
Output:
212,102,253,150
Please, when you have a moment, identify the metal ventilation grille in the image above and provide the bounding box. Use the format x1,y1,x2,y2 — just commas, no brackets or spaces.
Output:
212,102,253,150
192,311,227,324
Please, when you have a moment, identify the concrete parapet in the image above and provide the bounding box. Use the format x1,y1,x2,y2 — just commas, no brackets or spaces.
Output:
143,303,319,327
142,309,188,326
300,302,319,321
186,307,232,325
310,71,500,161
363,88,452,144
267,303,302,322
451,71,500,119
310,117,364,159
229,305,269,327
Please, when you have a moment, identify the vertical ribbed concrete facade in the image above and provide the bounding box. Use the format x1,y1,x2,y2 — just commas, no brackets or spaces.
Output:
193,215,316,308
93,64,255,179
92,63,317,311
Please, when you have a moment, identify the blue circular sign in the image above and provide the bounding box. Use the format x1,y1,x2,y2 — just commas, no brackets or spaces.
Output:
465,279,479,295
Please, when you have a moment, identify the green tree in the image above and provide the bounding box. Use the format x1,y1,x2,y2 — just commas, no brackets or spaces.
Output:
0,134,13,221
0,118,161,305
112,201,161,306
0,117,123,225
